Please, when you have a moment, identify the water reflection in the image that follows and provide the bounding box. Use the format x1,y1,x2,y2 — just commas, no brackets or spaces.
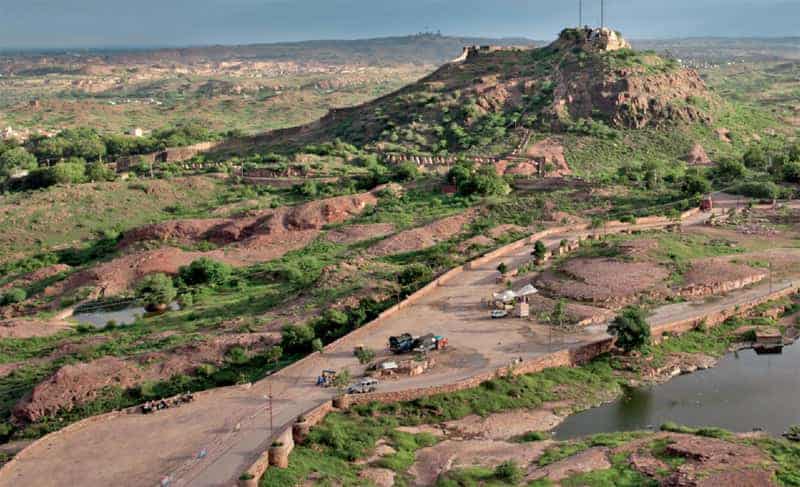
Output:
73,302,179,329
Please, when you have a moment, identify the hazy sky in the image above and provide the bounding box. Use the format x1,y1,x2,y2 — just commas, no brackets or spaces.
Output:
1,0,799,49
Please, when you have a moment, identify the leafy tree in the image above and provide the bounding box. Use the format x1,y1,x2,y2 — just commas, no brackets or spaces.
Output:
0,147,37,178
331,368,351,395
448,163,510,196
712,157,746,181
311,338,324,354
136,273,177,308
549,299,567,328
86,161,116,182
281,324,315,352
608,306,651,353
265,345,283,364
783,161,800,184
48,160,87,184
354,347,376,365
743,146,769,171
179,257,232,286
533,240,547,260
681,170,711,197
1,288,27,306
393,161,419,181
497,262,508,275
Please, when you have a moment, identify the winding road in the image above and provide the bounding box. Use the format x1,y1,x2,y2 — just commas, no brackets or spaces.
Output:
2,206,794,487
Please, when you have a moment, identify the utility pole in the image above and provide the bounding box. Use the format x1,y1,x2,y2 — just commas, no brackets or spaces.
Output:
268,382,273,439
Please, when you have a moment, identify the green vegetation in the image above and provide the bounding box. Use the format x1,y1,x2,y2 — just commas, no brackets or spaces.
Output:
607,307,651,353
135,274,177,308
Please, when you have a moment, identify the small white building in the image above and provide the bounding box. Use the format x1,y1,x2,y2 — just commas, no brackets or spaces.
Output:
129,127,144,138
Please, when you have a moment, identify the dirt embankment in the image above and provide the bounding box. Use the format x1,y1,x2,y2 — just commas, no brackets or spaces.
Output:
13,332,278,423
0,318,73,339
536,258,670,307
52,190,382,298
369,210,477,257
1,264,71,293
680,260,767,298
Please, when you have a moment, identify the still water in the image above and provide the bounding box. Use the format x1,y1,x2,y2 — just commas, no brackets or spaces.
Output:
554,344,800,439
73,303,179,328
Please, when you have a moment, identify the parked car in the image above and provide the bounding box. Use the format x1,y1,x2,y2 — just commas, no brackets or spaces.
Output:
491,309,508,319
347,378,379,394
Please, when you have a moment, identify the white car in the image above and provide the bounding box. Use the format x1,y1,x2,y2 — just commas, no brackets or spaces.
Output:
491,309,509,319
348,378,379,394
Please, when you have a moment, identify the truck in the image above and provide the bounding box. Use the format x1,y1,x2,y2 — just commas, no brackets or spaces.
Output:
390,333,448,354
389,333,415,354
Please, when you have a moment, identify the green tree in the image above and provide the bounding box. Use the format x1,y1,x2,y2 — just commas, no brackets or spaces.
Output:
713,157,746,181
311,338,324,354
136,273,177,308
265,345,283,365
393,161,419,181
681,170,711,197
48,160,87,184
281,324,315,352
0,147,37,178
494,460,523,483
783,161,800,184
608,306,651,353
743,146,769,171
1,288,27,305
86,161,116,182
354,347,376,365
331,368,352,395
497,262,508,275
178,257,232,286
533,240,547,260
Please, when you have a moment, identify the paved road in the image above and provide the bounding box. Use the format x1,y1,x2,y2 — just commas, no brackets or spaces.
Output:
6,211,765,487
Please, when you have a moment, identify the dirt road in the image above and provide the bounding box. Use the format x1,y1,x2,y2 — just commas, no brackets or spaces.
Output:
7,210,780,487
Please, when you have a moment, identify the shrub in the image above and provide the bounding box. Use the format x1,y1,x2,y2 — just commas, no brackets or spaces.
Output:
281,324,316,353
731,181,779,200
393,161,419,181
0,147,37,179
178,257,232,287
49,160,87,184
783,161,800,184
225,346,250,365
86,161,116,182
494,460,523,483
497,262,508,274
713,157,747,181
682,171,711,196
608,306,651,353
533,240,547,259
135,273,177,308
448,163,510,196
311,338,324,354
1,287,27,305
354,347,376,364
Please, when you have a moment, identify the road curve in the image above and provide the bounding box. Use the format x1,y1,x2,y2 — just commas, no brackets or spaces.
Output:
0,213,737,487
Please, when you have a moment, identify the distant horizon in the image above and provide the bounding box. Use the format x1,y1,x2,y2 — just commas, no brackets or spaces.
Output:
2,0,799,51
2,31,800,55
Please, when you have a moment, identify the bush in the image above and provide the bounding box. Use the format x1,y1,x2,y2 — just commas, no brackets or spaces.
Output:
135,273,177,308
713,157,747,181
493,460,523,483
178,257,232,287
225,346,250,365
0,147,37,179
533,240,547,259
393,161,419,181
447,162,510,196
354,347,376,364
86,161,116,182
608,306,651,353
1,287,27,305
281,324,316,353
682,171,711,196
49,160,87,184
782,161,800,184
497,262,508,275
731,181,779,200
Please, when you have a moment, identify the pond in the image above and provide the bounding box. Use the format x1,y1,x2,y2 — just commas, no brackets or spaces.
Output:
554,344,800,439
72,302,179,328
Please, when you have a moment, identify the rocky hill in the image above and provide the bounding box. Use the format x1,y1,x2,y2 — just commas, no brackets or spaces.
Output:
245,28,718,158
